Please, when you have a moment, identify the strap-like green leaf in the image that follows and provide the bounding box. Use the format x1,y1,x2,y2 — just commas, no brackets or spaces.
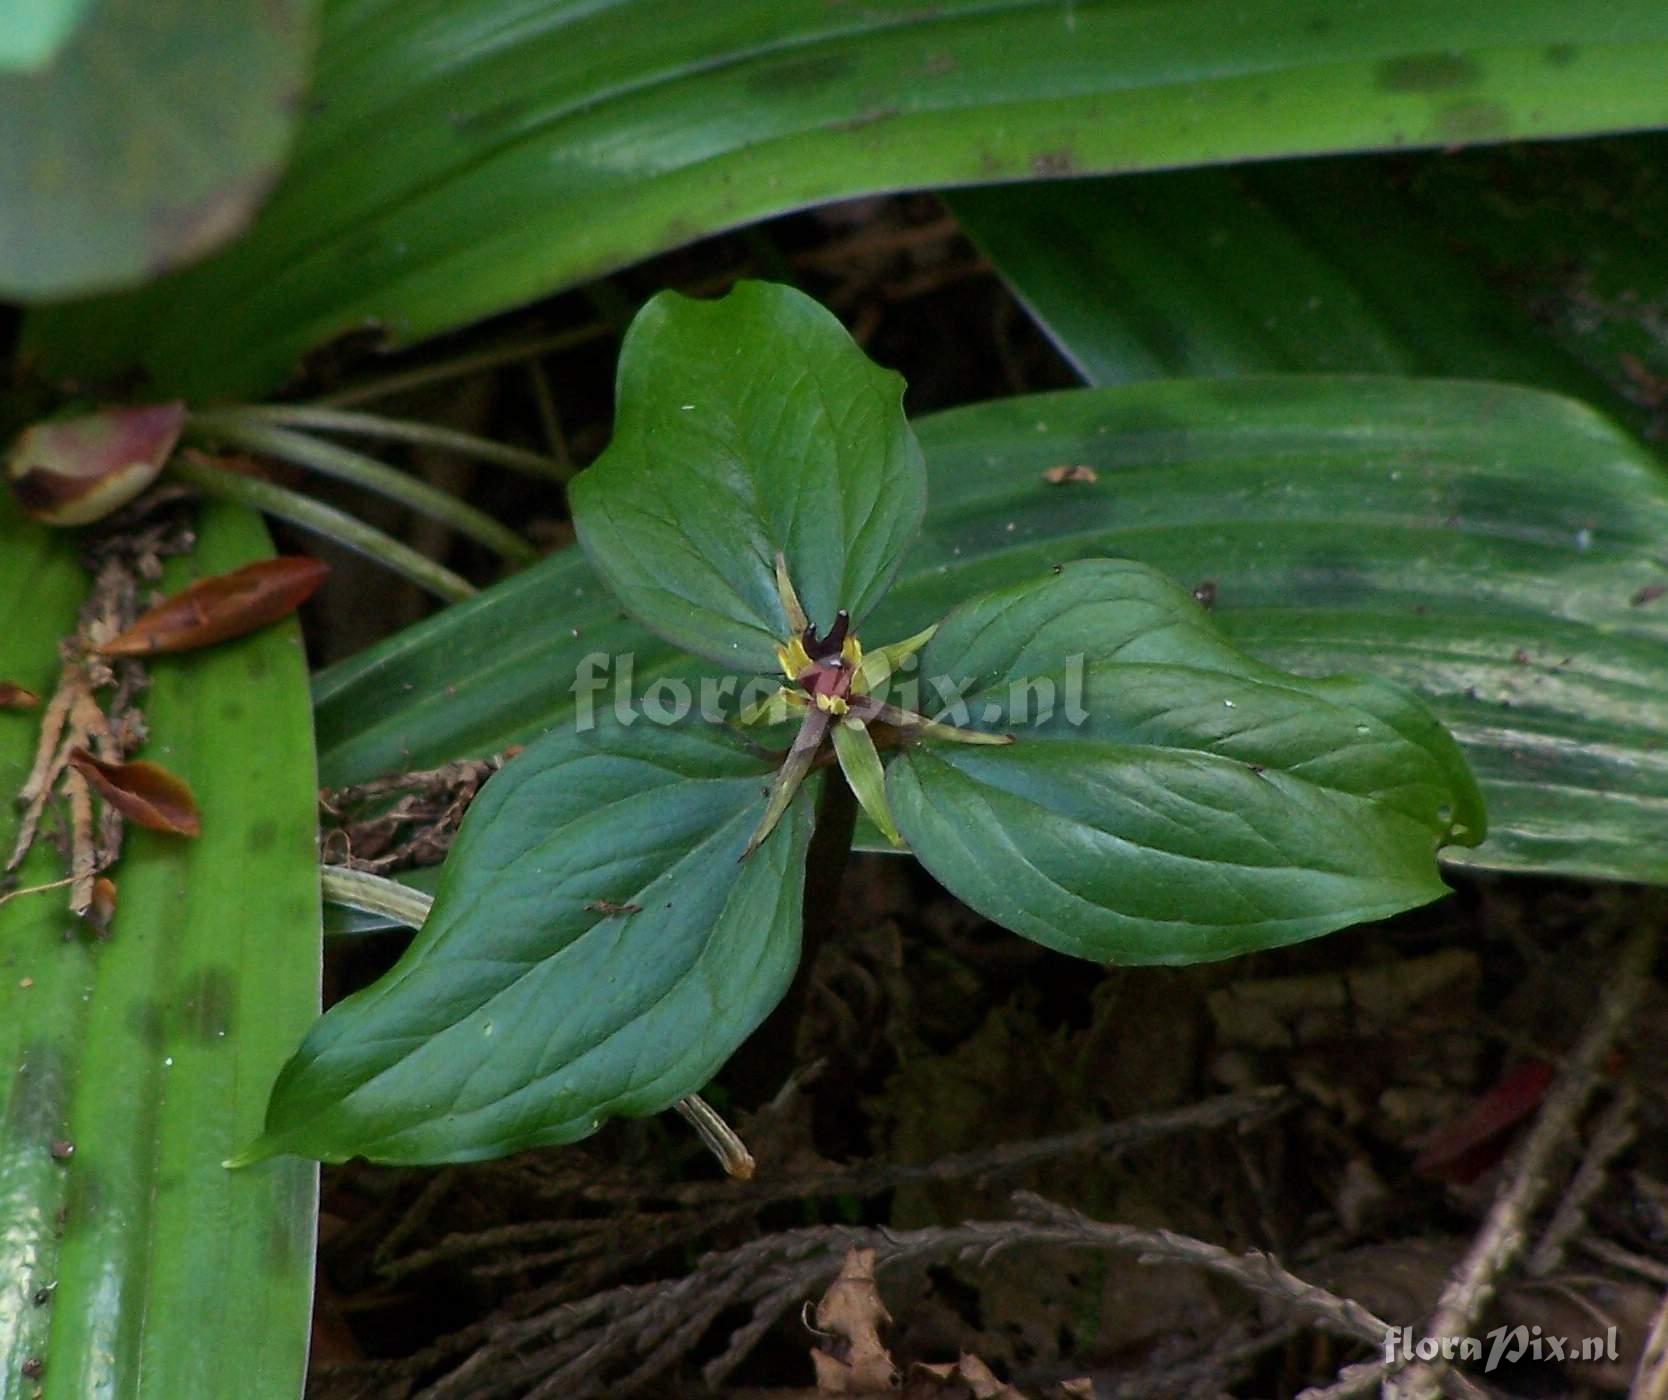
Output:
25,1,1668,395
570,281,925,672
0,497,318,1396
886,560,1483,965
245,712,816,1165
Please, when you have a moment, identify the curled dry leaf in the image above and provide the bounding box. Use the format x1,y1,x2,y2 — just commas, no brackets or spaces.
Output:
0,681,40,710
811,1248,897,1393
6,402,186,526
98,557,329,656
908,1354,1028,1399
66,749,201,837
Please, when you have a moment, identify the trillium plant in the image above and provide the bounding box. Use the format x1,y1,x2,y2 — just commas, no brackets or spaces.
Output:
243,282,1486,1166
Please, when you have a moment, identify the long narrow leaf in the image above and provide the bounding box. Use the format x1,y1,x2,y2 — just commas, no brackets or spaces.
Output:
25,1,1668,397
0,495,319,1395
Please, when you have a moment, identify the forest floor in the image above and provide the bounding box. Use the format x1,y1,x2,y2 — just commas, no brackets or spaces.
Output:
294,195,1668,1400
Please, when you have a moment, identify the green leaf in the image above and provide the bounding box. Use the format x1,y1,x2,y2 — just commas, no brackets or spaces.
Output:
949,162,1609,396
570,282,925,672
887,559,1482,965
247,712,815,1165
313,377,1668,885
0,0,316,300
26,0,1668,396
0,496,318,1395
0,0,92,72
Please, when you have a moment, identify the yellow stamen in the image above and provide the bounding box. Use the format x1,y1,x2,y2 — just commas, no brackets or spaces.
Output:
776,636,812,681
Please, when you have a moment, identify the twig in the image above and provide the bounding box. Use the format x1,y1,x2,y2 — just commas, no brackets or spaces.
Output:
372,1089,1290,1282
1575,1236,1668,1286
1010,1192,1390,1348
1632,1283,1668,1400
391,1190,1390,1400
1527,1082,1639,1276
1388,921,1660,1400
1296,1358,1391,1400
316,322,612,408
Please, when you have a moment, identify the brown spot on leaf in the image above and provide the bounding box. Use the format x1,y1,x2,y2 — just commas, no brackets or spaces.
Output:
1630,583,1667,608
1042,464,1097,485
1377,52,1481,92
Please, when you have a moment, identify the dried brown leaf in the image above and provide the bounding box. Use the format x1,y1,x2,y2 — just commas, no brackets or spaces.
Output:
1042,464,1097,485
906,1354,1028,1398
7,403,185,526
98,556,328,656
0,681,40,710
812,1248,897,1393
66,749,201,837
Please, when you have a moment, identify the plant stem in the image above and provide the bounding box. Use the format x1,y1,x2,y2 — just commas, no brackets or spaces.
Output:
190,410,537,563
316,323,611,408
728,768,858,1107
170,456,476,603
223,404,568,482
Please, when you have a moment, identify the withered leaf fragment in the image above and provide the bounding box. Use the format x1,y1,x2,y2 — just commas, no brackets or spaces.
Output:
66,749,201,837
0,681,39,709
99,557,328,656
7,402,186,526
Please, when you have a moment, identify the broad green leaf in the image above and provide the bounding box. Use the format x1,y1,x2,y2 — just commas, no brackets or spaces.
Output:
25,0,1668,396
0,0,316,300
313,378,1668,885
247,713,815,1165
949,162,1610,397
886,559,1481,965
0,497,318,1395
0,0,92,72
570,282,924,672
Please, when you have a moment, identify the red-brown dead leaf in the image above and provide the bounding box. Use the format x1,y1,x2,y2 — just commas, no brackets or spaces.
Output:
0,682,40,710
66,749,201,837
98,557,328,656
7,402,186,526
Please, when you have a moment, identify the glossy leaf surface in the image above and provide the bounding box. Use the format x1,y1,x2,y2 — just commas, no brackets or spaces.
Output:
0,0,315,299
315,377,1668,884
887,560,1482,964
248,714,815,1165
571,282,924,672
25,0,1668,397
0,497,318,1395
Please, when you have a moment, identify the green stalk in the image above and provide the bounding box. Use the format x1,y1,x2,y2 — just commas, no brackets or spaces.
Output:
224,404,567,482
189,411,537,563
169,456,476,603
316,324,611,408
